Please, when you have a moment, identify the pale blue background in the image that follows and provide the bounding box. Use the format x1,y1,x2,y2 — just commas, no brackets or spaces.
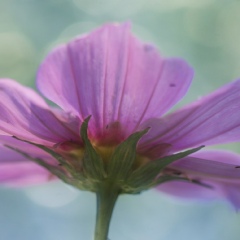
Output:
0,0,240,239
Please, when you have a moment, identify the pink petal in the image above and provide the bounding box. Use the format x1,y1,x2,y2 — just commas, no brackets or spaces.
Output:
0,79,80,146
158,181,219,200
0,162,55,187
157,150,240,208
0,136,59,165
0,143,56,187
192,149,240,165
171,157,240,181
140,79,240,153
221,184,240,210
37,23,193,139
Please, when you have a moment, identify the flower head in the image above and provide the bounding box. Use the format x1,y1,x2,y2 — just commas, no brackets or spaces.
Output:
1,23,240,209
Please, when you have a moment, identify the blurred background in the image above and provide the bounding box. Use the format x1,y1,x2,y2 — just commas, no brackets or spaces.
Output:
0,0,240,239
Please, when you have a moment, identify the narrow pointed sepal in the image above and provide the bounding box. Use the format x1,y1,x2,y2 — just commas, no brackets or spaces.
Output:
80,116,106,180
107,128,149,180
123,146,204,193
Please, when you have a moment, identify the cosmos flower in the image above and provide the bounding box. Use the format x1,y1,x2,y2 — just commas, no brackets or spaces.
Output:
1,22,240,239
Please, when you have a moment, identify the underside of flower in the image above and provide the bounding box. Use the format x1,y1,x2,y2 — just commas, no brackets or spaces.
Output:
6,116,205,195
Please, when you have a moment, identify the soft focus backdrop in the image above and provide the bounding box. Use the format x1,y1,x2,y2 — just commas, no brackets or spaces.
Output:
0,0,240,240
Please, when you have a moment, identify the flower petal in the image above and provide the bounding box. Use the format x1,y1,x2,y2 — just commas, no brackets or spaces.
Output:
0,136,59,164
37,23,193,139
0,162,55,187
140,79,240,153
0,79,80,145
157,150,240,208
158,181,219,200
221,184,240,210
0,143,56,187
192,149,240,165
171,156,240,181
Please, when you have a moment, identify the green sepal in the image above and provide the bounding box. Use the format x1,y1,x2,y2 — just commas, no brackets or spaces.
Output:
122,175,188,194
150,175,213,191
5,144,99,192
123,174,212,194
107,128,149,180
124,145,204,193
26,143,85,179
11,137,82,175
80,116,106,180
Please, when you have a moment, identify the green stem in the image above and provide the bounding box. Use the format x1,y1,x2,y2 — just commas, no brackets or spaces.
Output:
94,182,119,240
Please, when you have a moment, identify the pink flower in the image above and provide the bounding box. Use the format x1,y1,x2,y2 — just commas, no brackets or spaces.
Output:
1,23,240,209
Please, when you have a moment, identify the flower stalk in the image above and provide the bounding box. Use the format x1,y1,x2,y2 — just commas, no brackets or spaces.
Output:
94,181,119,240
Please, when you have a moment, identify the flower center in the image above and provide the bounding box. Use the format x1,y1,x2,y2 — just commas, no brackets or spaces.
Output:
56,140,151,175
